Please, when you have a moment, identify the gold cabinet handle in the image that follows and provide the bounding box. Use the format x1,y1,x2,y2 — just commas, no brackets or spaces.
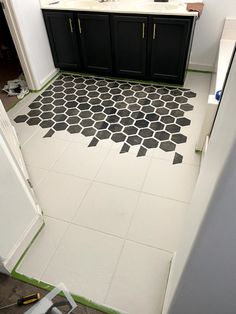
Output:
153,23,156,40
78,18,82,34
142,23,145,39
69,18,73,33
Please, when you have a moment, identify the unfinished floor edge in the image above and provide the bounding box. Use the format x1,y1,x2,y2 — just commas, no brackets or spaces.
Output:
11,270,123,314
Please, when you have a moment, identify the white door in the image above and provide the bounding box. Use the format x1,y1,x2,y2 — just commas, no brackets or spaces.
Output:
0,100,43,273
0,100,40,210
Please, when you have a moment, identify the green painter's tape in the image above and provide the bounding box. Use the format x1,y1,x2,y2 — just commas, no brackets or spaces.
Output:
11,221,121,314
11,222,45,274
29,68,212,95
11,271,121,314
187,69,213,74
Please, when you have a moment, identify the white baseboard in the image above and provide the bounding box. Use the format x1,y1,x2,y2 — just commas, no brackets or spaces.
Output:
2,214,44,273
38,68,59,91
162,253,177,314
188,62,214,72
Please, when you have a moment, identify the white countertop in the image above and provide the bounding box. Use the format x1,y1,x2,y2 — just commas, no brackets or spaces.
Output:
41,0,198,17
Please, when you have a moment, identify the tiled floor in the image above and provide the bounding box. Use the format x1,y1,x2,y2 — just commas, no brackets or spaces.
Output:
13,74,197,162
9,72,211,314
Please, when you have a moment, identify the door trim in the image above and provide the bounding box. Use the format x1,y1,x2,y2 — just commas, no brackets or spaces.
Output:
1,0,37,90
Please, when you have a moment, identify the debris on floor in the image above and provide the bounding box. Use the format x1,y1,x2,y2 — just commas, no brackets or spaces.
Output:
2,74,29,99
24,283,77,314
0,293,41,311
0,273,105,314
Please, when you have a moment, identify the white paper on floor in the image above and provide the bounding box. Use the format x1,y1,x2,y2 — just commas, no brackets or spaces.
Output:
2,74,29,99
24,283,77,314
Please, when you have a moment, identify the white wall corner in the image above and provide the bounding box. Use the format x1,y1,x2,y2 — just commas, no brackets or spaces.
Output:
162,253,177,314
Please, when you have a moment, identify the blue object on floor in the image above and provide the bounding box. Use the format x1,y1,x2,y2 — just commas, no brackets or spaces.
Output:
215,90,222,101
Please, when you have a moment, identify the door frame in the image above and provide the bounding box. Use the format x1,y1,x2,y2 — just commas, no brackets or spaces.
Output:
0,0,37,90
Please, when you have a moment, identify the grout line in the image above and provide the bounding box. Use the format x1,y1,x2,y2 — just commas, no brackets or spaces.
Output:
66,141,118,224
45,213,176,256
39,164,191,205
94,178,192,205
38,216,72,282
19,126,42,147
150,149,201,167
36,139,112,282
126,239,174,256
26,137,71,172
103,153,153,303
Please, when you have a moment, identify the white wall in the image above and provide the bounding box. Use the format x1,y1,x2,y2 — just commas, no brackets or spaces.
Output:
189,0,236,71
164,49,236,314
5,0,57,90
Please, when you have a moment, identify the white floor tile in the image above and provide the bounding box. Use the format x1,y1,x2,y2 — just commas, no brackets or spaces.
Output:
70,135,114,150
8,92,40,120
128,193,188,252
74,182,139,237
105,241,172,314
35,171,91,222
12,121,40,146
185,72,211,98
22,132,69,170
16,216,68,280
151,138,201,166
41,225,123,304
53,130,74,142
26,166,49,188
68,133,93,146
52,142,109,180
96,150,151,191
142,158,199,202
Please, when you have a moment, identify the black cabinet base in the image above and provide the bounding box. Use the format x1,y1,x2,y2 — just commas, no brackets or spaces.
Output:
59,70,187,86
43,10,195,85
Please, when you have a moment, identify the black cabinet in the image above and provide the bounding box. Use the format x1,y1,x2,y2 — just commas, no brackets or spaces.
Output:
149,16,193,83
43,11,81,70
112,15,148,77
78,13,112,74
43,10,195,84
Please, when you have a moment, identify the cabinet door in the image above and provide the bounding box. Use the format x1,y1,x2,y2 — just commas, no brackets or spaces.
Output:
43,11,81,70
149,17,193,84
78,13,112,74
112,15,148,77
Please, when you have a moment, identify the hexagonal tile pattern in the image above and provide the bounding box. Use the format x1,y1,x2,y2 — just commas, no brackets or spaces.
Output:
14,74,196,162
143,138,158,149
14,115,28,123
155,131,170,141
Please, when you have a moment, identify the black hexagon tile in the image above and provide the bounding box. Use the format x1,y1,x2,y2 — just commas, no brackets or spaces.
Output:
14,74,196,164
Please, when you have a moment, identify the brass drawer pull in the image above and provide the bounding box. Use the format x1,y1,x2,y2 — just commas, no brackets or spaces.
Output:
153,23,156,40
78,18,82,34
69,18,73,33
142,22,145,39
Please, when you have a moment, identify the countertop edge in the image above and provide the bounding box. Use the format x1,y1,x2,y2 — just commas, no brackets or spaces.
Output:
40,3,198,17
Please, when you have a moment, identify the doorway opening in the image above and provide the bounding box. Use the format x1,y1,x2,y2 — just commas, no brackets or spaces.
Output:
0,4,23,111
